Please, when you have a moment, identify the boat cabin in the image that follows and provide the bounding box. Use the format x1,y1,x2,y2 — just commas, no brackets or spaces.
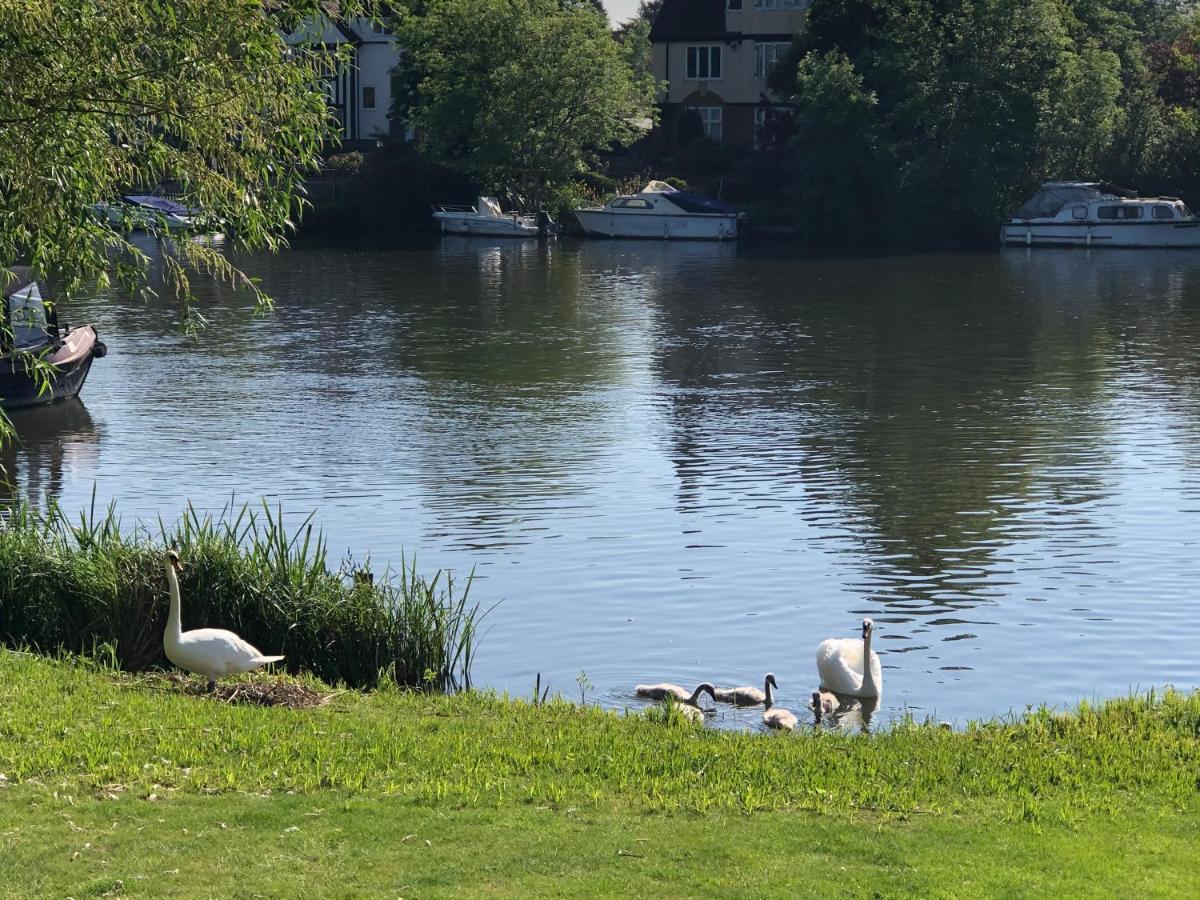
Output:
1010,182,1195,224
2,266,59,355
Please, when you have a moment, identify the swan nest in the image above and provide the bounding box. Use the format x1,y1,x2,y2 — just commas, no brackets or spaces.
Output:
156,673,329,709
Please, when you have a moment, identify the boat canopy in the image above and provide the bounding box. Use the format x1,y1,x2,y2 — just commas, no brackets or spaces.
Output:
1012,181,1143,219
1013,184,1105,219
639,180,737,215
2,267,52,352
123,195,193,216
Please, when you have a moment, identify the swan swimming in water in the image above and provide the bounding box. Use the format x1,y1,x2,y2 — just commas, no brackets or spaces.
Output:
162,550,285,691
713,673,776,707
760,676,797,731
816,618,882,699
811,689,837,724
635,682,716,707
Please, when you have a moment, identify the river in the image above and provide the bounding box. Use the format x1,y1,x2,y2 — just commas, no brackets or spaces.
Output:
5,237,1200,728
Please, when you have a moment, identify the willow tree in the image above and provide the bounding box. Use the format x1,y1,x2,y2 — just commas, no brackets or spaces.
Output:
394,0,657,211
0,0,372,435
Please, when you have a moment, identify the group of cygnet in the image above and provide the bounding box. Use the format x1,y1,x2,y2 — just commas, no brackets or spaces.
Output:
635,618,883,731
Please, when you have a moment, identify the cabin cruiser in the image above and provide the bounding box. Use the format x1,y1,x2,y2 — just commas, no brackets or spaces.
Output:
1001,182,1200,247
432,197,556,237
1,267,106,410
574,181,740,240
96,195,200,232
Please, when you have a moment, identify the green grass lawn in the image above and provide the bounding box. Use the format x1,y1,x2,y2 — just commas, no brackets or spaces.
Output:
2,650,1198,897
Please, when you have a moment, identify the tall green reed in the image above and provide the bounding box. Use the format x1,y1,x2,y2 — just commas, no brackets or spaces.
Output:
0,495,481,688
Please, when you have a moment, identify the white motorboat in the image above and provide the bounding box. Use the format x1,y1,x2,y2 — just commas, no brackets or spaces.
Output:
574,181,740,241
96,195,200,231
1001,182,1200,248
432,196,553,237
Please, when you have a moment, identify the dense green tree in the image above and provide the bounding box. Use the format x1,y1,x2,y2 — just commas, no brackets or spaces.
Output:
393,0,656,211
773,0,1200,246
0,0,373,434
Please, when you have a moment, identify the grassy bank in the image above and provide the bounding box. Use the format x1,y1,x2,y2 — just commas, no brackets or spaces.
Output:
2,651,1198,896
0,500,479,688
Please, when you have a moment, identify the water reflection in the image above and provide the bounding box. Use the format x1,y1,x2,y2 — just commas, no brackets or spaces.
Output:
2,400,100,505
9,241,1200,724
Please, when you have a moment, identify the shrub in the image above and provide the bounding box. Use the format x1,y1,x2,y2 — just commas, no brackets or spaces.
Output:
0,498,481,689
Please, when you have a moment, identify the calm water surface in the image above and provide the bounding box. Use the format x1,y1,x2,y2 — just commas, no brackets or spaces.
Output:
6,239,1200,727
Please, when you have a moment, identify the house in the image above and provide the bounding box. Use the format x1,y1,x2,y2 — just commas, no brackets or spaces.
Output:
649,0,808,148
282,14,401,148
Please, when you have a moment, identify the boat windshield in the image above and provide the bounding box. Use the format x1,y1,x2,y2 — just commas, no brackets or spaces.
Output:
6,281,52,350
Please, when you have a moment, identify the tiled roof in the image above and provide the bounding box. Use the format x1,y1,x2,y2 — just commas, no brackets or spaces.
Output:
649,0,728,42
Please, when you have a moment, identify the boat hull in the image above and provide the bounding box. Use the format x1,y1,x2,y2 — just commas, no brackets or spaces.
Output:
1000,220,1200,248
574,209,738,240
1,326,103,411
433,213,541,237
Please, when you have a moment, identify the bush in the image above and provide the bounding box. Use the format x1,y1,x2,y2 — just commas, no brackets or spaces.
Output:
323,151,365,175
0,499,481,689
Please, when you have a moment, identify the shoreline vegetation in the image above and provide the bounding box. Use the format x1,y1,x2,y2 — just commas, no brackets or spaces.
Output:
2,650,1198,895
0,498,480,690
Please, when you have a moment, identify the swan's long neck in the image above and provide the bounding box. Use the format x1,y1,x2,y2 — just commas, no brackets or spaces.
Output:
688,684,708,705
861,628,877,695
764,679,775,708
165,564,183,643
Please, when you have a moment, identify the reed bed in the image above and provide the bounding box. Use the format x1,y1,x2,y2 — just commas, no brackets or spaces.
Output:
0,497,480,688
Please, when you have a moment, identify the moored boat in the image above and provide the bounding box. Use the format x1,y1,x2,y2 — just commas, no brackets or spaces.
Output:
95,194,201,232
432,197,555,237
1001,182,1200,248
574,181,740,241
2,267,106,411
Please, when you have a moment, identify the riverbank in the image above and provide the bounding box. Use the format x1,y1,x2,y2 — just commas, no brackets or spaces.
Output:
3,651,1198,895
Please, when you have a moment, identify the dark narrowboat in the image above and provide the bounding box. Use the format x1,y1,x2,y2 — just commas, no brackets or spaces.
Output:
1,267,106,410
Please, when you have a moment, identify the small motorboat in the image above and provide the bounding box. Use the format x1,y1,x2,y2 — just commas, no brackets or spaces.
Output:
1,267,106,411
432,196,556,237
1001,182,1200,248
96,194,200,232
574,181,740,241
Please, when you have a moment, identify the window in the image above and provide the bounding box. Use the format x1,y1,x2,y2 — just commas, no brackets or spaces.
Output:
362,86,376,109
623,198,654,209
1071,205,1088,219
754,0,807,8
755,42,790,78
1153,204,1176,220
687,106,723,142
1097,205,1142,220
686,45,722,80
727,0,743,8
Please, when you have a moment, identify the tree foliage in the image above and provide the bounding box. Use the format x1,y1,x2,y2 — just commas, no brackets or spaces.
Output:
393,0,657,211
772,0,1200,246
0,1,370,303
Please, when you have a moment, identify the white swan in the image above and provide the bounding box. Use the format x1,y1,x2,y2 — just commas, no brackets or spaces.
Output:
713,673,776,707
162,550,284,691
816,618,882,698
635,682,716,706
760,677,797,731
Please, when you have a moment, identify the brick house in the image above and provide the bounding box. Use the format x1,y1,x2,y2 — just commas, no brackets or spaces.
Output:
649,0,808,148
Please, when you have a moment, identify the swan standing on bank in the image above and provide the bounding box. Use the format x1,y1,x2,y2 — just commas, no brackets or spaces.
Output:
714,673,776,707
760,676,797,731
635,682,717,707
162,549,285,691
816,618,882,698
